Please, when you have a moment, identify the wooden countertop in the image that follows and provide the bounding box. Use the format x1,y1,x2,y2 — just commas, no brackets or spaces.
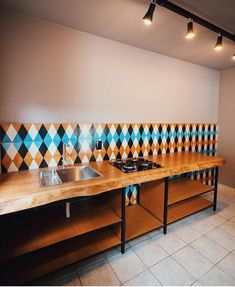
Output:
0,152,225,215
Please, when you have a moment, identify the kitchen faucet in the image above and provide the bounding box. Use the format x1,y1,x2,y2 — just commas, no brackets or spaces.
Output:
62,143,72,168
62,142,72,218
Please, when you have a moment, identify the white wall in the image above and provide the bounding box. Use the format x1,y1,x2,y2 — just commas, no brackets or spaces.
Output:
0,11,220,123
218,68,235,188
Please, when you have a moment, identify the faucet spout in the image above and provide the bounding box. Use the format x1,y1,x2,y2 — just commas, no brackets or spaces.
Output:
62,143,72,168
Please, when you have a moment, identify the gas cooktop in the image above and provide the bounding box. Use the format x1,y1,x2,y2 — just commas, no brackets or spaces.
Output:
109,158,162,173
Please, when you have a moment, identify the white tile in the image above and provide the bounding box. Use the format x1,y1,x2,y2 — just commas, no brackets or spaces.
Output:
153,232,187,254
150,257,195,286
54,273,82,286
216,206,235,220
123,270,161,286
132,238,168,267
185,211,209,224
218,221,235,237
35,265,78,285
198,266,235,286
206,227,235,252
173,246,214,279
128,234,151,247
191,281,201,286
191,236,229,264
190,219,216,235
170,223,202,243
107,248,146,283
148,228,162,238
217,252,235,280
205,210,227,226
75,253,106,271
78,259,120,286
105,243,130,258
230,216,235,223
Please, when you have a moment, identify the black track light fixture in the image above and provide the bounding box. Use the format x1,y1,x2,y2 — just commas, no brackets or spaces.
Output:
143,1,156,26
214,34,223,51
185,19,195,39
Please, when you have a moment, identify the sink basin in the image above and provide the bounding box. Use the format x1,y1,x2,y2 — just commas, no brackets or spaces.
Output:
39,170,62,187
57,166,101,183
39,166,101,187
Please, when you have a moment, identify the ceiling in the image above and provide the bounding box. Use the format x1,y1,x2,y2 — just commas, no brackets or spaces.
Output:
1,0,235,70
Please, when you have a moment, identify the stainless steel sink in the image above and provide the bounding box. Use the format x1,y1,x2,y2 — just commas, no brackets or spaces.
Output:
39,170,62,187
57,166,101,183
39,166,101,187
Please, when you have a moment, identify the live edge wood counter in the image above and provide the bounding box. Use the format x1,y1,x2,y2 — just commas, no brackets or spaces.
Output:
0,152,225,216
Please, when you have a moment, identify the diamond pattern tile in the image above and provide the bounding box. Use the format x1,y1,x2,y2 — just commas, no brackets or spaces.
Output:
0,122,218,204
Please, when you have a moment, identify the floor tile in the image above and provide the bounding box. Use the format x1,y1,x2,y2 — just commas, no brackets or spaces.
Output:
153,232,187,254
150,257,195,286
217,252,235,280
206,227,235,251
148,228,162,238
198,266,235,286
78,259,120,286
33,265,77,285
53,273,82,286
132,238,168,267
170,223,202,243
230,216,235,223
190,219,215,235
218,221,235,237
75,253,106,271
216,206,235,220
122,270,161,286
128,234,151,247
105,243,130,258
173,245,214,279
205,210,226,226
191,281,201,286
191,236,229,264
107,248,146,283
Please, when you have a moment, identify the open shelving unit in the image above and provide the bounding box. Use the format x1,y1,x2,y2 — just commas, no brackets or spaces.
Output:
0,167,219,285
0,195,122,285
0,227,120,285
140,176,215,226
0,198,121,263
168,196,214,223
122,204,162,240
105,189,163,242
168,178,214,205
167,178,214,223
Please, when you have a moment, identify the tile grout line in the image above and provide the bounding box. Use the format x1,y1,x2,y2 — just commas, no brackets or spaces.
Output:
104,254,122,286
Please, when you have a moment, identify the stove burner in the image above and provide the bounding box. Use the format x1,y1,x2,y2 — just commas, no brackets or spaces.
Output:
110,158,161,173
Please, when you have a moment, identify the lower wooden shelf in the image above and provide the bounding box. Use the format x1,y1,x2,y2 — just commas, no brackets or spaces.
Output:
168,178,214,205
0,227,121,285
119,204,163,241
0,198,121,262
167,196,214,223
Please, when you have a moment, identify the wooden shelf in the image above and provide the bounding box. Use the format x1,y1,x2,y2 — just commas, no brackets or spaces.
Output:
168,197,214,223
0,199,121,262
0,227,121,285
168,178,214,205
116,204,163,241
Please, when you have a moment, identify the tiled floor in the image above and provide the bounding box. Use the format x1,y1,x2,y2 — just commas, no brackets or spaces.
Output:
34,187,235,286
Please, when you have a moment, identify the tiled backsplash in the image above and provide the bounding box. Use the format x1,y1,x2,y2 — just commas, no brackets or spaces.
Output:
0,123,217,204
0,123,217,173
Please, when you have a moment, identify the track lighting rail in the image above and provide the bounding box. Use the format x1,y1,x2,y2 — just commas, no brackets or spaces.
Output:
154,0,235,42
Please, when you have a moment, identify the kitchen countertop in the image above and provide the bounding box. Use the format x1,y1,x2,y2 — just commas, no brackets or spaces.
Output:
0,152,225,215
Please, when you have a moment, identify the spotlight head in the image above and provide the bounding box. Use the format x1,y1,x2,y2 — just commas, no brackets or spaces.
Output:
185,19,195,39
214,34,223,51
143,2,156,26
232,54,235,61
